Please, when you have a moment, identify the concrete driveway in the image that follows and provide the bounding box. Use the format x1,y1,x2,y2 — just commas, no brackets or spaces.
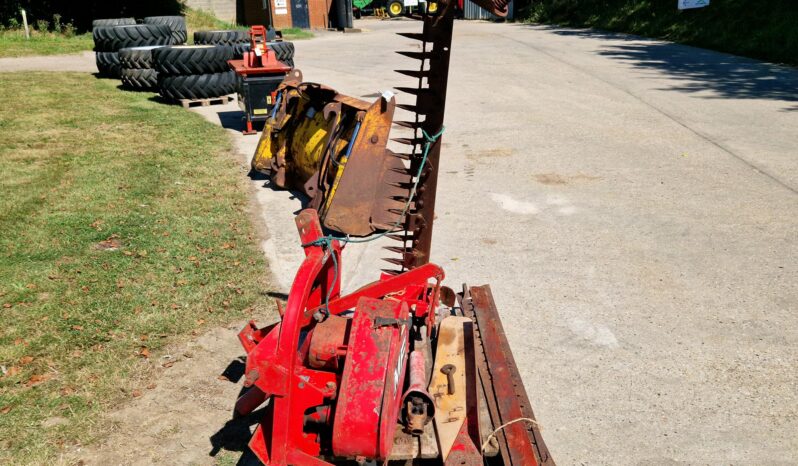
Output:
196,18,798,464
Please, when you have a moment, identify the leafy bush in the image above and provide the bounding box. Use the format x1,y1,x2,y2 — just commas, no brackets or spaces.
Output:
1,0,184,32
524,0,798,66
62,22,75,38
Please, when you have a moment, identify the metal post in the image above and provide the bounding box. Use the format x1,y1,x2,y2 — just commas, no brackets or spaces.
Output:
21,9,30,40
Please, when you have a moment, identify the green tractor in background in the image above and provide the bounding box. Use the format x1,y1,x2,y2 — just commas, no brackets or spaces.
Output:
353,0,439,18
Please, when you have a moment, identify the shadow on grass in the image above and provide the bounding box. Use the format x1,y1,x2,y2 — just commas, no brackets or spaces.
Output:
265,291,289,300
522,24,798,111
116,84,158,93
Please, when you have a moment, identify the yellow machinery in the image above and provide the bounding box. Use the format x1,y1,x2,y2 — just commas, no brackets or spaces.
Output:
251,70,410,237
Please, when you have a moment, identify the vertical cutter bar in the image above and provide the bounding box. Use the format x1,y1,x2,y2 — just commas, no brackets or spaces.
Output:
408,14,454,268
467,285,555,466
391,11,456,271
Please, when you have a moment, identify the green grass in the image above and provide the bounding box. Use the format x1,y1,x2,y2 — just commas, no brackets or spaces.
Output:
0,72,272,465
281,27,314,40
186,8,313,41
525,0,798,66
215,450,242,466
0,29,93,57
186,7,246,37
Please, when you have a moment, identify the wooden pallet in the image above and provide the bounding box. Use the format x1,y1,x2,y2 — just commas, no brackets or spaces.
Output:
178,94,234,109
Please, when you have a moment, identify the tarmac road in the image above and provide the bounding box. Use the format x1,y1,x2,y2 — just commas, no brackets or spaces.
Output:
201,19,798,464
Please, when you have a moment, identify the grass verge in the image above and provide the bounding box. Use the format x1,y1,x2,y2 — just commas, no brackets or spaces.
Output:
0,72,270,465
525,0,798,66
185,7,245,38
186,8,314,41
281,27,314,40
0,29,93,58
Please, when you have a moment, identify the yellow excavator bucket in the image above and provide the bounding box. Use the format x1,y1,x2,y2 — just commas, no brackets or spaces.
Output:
251,70,410,237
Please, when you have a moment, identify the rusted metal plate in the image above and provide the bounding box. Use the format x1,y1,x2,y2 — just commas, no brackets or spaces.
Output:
320,93,408,236
307,314,349,370
464,284,555,466
389,419,439,459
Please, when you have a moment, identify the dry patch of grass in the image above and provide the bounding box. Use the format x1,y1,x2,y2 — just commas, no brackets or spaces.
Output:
0,72,270,464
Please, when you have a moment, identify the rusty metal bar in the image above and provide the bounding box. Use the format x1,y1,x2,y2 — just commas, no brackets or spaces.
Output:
464,284,554,466
386,8,456,271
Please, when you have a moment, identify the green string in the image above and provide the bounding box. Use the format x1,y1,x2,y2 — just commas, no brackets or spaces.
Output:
302,126,446,317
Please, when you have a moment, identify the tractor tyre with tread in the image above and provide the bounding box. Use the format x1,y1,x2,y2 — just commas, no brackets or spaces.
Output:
92,18,136,29
93,24,172,52
229,41,295,65
121,68,159,90
158,71,236,101
143,16,188,45
119,46,163,69
193,30,249,46
95,51,121,78
152,45,234,75
230,43,249,59
268,41,295,64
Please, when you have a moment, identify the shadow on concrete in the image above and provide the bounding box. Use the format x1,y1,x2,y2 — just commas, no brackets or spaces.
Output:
209,354,267,464
220,357,247,384
597,42,798,110
248,169,311,209
524,24,642,42
217,110,257,133
208,402,267,461
521,24,798,111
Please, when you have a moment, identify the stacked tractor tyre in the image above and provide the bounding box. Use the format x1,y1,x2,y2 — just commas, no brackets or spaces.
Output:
153,45,236,101
90,19,296,105
143,16,188,45
93,21,174,78
119,46,162,91
92,18,135,77
194,30,249,57
194,29,296,68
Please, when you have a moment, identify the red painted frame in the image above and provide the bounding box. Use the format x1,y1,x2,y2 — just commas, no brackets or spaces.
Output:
236,209,444,465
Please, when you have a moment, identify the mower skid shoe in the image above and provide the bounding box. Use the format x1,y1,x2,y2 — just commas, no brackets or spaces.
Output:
463,284,555,466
